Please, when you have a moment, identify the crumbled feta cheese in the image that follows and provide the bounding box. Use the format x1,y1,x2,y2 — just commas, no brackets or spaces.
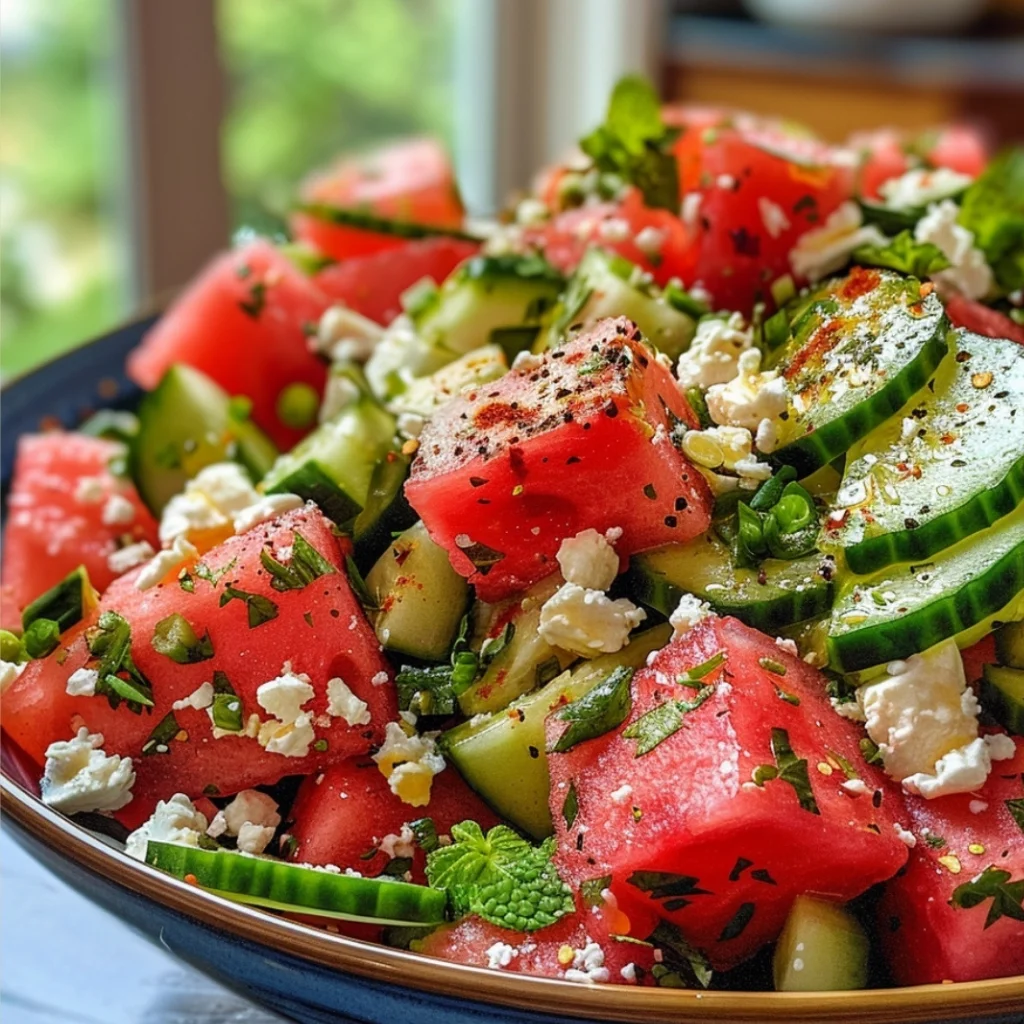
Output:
893,822,917,848
841,778,870,797
379,824,416,860
159,462,259,546
515,197,550,227
233,493,304,535
556,528,620,591
0,659,27,695
256,664,317,758
620,963,637,983
236,822,276,855
136,535,198,591
789,202,888,283
172,681,215,712
755,417,780,455
75,476,106,504
716,174,736,191
675,313,753,391
680,192,702,232
879,167,973,210
969,799,989,814
396,412,425,440
564,941,610,985
758,197,791,239
512,349,545,373
108,540,156,576
372,721,446,807
705,348,788,433
775,636,799,657
66,667,99,698
859,640,979,782
101,493,136,526
125,793,208,861
326,677,371,727
315,303,384,362
831,695,866,721
914,199,993,300
371,670,389,687
222,789,282,836
40,728,135,815
902,734,1016,799
538,582,645,658
597,217,630,243
319,372,361,423
669,593,712,638
634,226,666,255
609,784,633,805
485,941,519,969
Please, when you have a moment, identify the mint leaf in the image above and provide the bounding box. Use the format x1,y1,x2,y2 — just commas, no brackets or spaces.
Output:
219,586,279,628
209,670,243,732
624,683,716,756
647,921,713,989
551,666,633,753
579,75,679,212
950,865,1024,929
958,148,1024,294
425,821,573,931
151,613,214,664
86,610,154,713
752,727,820,814
1006,798,1024,836
853,231,951,278
142,711,181,756
260,531,337,592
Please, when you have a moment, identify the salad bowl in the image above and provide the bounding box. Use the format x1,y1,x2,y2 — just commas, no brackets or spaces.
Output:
2,318,1023,1024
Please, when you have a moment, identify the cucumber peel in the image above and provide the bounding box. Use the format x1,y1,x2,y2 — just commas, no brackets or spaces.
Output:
980,664,1024,736
145,841,446,925
773,896,869,992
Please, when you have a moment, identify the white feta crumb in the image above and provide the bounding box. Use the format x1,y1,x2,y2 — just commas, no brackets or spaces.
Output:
841,778,870,797
135,535,198,591
565,941,609,984
893,822,917,848
775,637,798,657
680,192,703,231
233,493,304,535
66,667,100,698
705,348,788,433
108,540,156,576
125,793,208,861
512,350,545,373
969,799,989,814
879,167,973,210
319,372,361,423
597,217,630,243
0,659,27,695
172,681,215,712
675,313,752,391
555,528,620,591
634,226,667,255
256,663,317,758
669,593,712,639
620,963,637,983
902,733,1016,799
371,670,390,687
379,824,416,860
316,303,384,362
40,728,135,815
610,784,633,805
101,493,136,526
789,201,888,283
537,582,645,658
159,462,260,546
236,822,276,855
396,412,426,440
485,941,519,970
758,197,791,239
373,722,446,807
326,677,371,727
914,199,993,301
515,197,550,227
75,476,107,504
222,789,282,838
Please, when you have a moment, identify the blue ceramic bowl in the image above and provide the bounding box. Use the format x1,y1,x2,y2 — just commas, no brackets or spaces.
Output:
3,322,1023,1024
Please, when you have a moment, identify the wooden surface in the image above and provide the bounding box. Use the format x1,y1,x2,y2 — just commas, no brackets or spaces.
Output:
0,827,286,1024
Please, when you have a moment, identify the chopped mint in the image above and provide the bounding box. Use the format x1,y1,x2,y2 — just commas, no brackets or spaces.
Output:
260,531,336,592
151,613,214,664
853,232,951,277
624,683,715,757
550,666,633,753
752,727,820,815
86,610,154,712
949,865,1024,928
219,586,279,628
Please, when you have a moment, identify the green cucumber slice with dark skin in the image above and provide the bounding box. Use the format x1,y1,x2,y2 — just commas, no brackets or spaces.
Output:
827,502,1024,673
995,620,1024,670
627,533,835,634
770,268,951,476
131,364,278,516
145,841,446,925
351,452,417,572
22,565,97,634
827,331,1024,574
980,664,1024,736
772,896,869,992
293,202,481,243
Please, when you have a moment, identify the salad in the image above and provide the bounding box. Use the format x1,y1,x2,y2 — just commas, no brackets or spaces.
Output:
2,76,1023,994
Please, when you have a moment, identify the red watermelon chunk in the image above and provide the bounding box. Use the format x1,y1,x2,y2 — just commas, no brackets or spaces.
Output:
405,317,712,602
286,756,499,884
314,236,479,326
546,615,909,970
945,295,1024,345
127,239,332,450
415,903,656,985
2,433,158,623
878,736,1024,985
2,506,396,827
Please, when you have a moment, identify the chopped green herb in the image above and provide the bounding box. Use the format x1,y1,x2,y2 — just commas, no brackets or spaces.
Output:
627,871,712,910
260,532,337,592
752,728,820,814
343,555,377,610
238,279,267,319
381,856,414,878
209,670,243,732
648,921,713,989
151,613,214,664
85,611,154,712
580,874,613,907
0,629,26,664
624,683,716,756
949,865,1024,928
312,738,329,753
551,666,633,753
860,737,884,766
1007,798,1024,836
759,657,787,676
142,712,181,755
562,782,579,830
853,231,951,277
718,902,756,942
219,586,279,628
925,833,947,850
408,817,439,854
194,558,238,588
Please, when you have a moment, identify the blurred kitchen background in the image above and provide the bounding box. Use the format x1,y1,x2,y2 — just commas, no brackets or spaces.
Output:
2,0,1022,379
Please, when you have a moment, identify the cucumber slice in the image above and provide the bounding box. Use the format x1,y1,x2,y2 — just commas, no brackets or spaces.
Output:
389,344,508,420
366,521,469,662
21,565,98,634
827,502,1024,673
545,248,698,359
772,896,869,992
145,841,446,925
995,620,1024,669
628,533,835,634
828,332,1024,574
131,364,278,515
457,578,577,717
442,626,671,839
351,452,417,572
293,202,479,243
262,395,397,529
771,270,951,475
980,664,1024,736
365,255,562,401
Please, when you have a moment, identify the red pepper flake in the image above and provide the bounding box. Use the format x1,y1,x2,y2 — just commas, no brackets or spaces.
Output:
184,874,199,886
919,281,935,298
840,267,881,302
940,433,956,445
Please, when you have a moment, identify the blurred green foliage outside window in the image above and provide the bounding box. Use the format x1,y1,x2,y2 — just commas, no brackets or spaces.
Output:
1,0,455,379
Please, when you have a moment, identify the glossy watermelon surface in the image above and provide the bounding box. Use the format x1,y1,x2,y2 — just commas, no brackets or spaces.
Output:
546,615,909,970
127,239,331,451
945,295,1024,345
406,317,712,601
2,506,395,827
1,433,158,625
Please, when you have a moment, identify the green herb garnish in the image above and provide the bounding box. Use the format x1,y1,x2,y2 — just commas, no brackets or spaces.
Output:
151,613,214,664
550,666,633,753
949,865,1024,928
260,531,337,592
219,586,279,628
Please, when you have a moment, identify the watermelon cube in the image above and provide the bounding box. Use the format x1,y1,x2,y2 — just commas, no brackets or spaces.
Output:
405,317,712,602
546,615,910,969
